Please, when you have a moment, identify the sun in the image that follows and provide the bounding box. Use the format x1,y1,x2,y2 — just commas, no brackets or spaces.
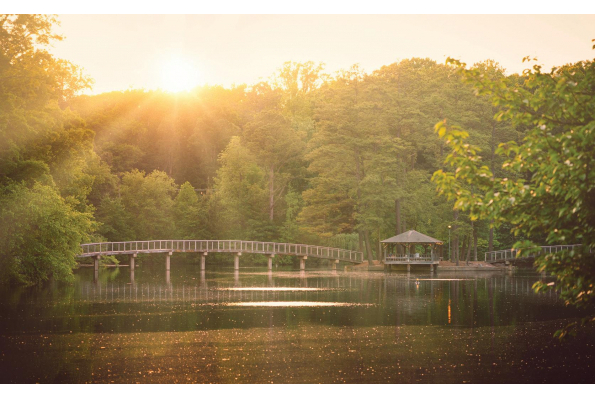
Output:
159,57,201,93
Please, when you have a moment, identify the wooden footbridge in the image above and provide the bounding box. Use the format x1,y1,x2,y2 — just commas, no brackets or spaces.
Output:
79,240,364,280
485,244,582,265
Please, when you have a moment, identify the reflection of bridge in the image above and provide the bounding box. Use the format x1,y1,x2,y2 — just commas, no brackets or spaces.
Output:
79,240,364,280
485,245,582,264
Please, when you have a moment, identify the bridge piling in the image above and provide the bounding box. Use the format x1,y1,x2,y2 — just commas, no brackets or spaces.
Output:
200,252,207,270
267,254,275,270
165,252,172,272
234,252,242,270
331,259,339,270
300,256,307,270
130,253,136,283
129,253,136,271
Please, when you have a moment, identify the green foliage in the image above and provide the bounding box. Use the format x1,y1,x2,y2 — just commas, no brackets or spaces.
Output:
120,169,177,240
212,137,267,239
432,56,595,335
243,110,306,222
0,15,96,284
0,182,94,284
95,196,134,242
174,182,207,239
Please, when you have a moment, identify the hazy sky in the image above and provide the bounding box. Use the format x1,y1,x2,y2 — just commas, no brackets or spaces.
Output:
50,15,595,94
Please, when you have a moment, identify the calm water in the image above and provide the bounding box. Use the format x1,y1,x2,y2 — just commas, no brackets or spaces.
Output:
1,262,594,383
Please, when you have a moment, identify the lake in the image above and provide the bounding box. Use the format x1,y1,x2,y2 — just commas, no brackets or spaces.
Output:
1,261,593,383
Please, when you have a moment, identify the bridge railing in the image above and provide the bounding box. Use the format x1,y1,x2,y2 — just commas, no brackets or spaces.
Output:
80,240,364,263
485,244,583,263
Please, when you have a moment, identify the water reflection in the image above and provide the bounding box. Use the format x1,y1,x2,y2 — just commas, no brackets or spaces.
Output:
224,302,369,307
0,265,591,384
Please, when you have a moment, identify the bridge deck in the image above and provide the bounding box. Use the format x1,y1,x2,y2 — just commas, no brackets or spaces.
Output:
79,240,363,263
485,244,582,263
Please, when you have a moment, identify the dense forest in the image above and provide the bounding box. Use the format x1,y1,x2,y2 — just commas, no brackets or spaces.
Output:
2,15,591,294
67,57,525,263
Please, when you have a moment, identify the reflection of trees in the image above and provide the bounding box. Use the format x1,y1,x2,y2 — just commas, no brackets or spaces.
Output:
1,274,566,339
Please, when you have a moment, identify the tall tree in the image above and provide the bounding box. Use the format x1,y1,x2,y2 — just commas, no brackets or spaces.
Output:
243,110,305,222
174,181,207,239
212,136,267,239
119,169,177,240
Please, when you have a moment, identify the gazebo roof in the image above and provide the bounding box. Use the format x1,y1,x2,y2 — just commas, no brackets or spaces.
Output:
381,230,443,244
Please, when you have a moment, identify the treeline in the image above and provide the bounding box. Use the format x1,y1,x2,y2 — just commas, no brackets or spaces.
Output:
69,60,525,264
1,15,527,284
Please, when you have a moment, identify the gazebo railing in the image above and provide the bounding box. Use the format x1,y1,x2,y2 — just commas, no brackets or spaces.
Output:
384,254,439,262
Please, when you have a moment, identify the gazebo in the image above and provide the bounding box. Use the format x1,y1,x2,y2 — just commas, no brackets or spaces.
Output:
382,230,443,271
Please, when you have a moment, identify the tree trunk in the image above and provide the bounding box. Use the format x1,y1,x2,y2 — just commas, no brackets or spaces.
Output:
377,230,382,262
466,223,473,266
453,209,459,266
395,198,402,235
473,225,478,261
489,122,496,254
490,122,496,177
363,230,375,266
269,166,275,221
461,236,467,266
358,231,363,252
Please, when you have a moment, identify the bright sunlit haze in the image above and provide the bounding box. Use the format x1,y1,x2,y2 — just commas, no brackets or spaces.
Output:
158,56,202,93
51,14,595,94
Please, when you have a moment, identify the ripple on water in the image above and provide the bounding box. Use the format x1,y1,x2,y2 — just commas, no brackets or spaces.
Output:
216,287,332,291
223,301,373,307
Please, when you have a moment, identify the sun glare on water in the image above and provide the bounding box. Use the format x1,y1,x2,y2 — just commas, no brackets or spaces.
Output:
159,57,201,93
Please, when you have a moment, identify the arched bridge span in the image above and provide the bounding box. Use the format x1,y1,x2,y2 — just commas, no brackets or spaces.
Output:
80,240,364,279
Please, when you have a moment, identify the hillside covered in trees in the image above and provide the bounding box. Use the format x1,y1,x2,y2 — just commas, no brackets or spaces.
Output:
68,58,526,262
0,15,539,284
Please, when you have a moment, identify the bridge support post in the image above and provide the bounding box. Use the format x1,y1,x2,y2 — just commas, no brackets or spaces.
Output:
200,252,207,270
129,253,136,284
430,264,434,273
267,254,275,270
166,252,172,272
93,255,101,282
234,252,242,270
129,253,136,271
300,256,307,270
331,259,339,270
407,263,411,272
165,252,172,285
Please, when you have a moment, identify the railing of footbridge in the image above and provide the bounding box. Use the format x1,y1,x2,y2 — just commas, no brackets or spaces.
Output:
79,240,364,263
485,244,583,263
